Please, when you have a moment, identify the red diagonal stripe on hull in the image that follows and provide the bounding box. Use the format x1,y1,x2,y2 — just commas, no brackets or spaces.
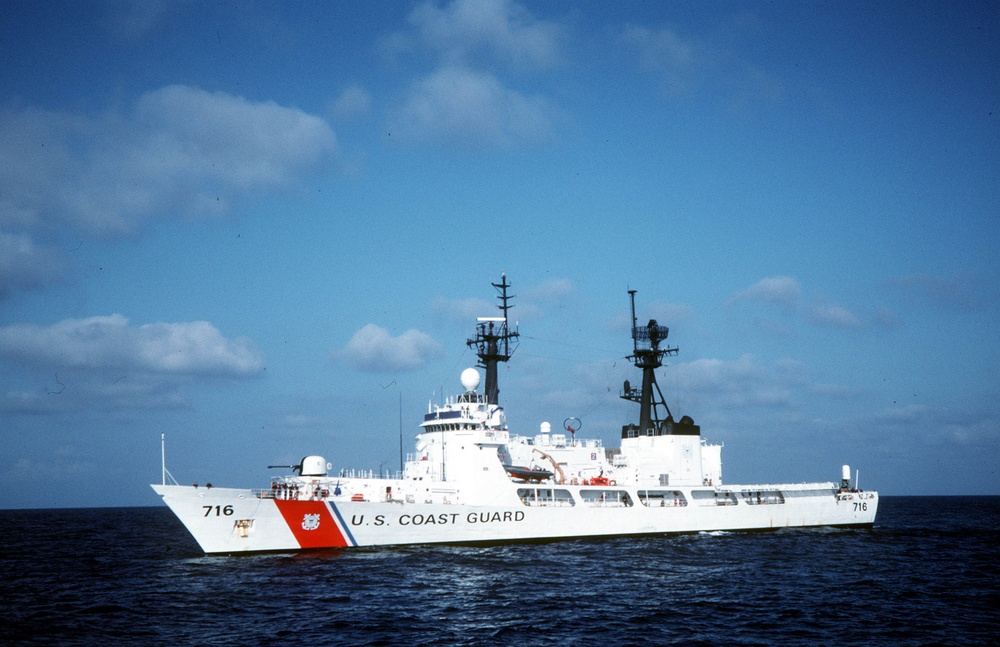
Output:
273,499,348,548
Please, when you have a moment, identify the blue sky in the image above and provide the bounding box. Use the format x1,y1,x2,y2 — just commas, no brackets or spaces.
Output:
1,0,997,508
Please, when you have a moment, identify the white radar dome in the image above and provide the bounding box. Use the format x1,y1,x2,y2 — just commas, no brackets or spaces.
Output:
460,368,481,392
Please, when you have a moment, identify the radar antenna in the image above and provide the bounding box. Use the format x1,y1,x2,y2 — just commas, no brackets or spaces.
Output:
467,274,519,405
621,289,678,434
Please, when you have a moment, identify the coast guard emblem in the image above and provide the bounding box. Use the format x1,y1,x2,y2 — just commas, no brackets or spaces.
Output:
302,513,321,531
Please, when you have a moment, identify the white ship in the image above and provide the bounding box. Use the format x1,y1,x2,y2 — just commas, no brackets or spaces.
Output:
153,277,877,554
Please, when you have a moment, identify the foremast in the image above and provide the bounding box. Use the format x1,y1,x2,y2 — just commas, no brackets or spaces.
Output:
621,289,679,435
467,274,519,405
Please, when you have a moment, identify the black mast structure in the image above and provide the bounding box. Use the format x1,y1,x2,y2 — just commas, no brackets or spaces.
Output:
621,289,681,437
467,274,519,405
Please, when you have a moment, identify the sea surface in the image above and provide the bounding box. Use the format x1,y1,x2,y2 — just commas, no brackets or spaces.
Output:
1,496,997,646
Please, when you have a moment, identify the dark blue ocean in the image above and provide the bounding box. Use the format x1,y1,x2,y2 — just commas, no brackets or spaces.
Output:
2,497,997,646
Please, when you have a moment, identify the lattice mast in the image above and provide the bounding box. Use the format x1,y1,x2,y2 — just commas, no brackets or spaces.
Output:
622,289,678,433
467,274,519,405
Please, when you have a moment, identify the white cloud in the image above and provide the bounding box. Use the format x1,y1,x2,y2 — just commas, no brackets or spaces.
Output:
102,0,178,40
0,315,264,413
622,24,699,94
431,296,494,324
875,403,929,424
731,276,802,308
808,302,864,329
646,301,695,326
940,414,999,446
0,232,66,298
525,278,575,301
622,21,785,107
383,1,561,147
872,405,998,447
673,354,794,409
391,66,552,146
516,278,576,320
677,355,760,390
0,85,335,237
0,314,265,377
331,85,373,119
408,0,563,69
888,273,984,310
728,276,895,333
0,85,336,297
0,373,192,413
133,85,335,186
337,324,444,372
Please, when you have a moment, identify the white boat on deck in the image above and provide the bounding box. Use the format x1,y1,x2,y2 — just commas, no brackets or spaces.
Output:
153,277,877,554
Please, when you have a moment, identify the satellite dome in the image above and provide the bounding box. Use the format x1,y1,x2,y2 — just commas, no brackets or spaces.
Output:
460,368,481,392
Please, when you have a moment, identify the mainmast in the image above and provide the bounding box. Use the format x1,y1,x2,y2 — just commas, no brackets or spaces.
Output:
467,274,519,405
621,289,678,434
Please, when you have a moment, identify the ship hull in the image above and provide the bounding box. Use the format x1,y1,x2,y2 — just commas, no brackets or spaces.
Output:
152,483,878,554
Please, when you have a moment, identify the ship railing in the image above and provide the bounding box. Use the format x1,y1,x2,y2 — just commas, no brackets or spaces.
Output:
637,490,689,507
334,468,402,480
740,490,786,505
519,498,576,507
690,490,739,506
579,489,634,508
256,487,334,501
517,487,576,507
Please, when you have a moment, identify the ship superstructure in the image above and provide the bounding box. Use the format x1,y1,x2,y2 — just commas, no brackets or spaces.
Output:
153,277,877,554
